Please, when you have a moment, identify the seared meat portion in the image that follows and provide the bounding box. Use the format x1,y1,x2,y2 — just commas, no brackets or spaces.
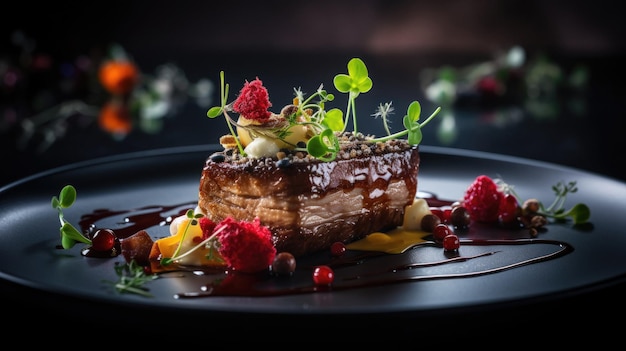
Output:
198,139,420,257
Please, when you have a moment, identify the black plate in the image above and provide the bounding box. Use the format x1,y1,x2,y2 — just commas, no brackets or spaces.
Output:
1,145,625,318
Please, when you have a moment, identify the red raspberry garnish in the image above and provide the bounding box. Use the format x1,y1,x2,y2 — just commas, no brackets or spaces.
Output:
463,175,503,222
199,217,217,240
232,78,272,122
214,217,276,273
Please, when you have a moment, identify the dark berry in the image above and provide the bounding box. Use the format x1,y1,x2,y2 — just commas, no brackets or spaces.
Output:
276,158,291,168
450,206,471,229
271,252,297,276
443,234,460,251
313,265,334,286
209,153,226,163
420,213,441,232
91,228,116,252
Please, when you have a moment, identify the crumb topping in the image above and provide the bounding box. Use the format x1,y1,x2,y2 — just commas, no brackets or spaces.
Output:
210,131,415,166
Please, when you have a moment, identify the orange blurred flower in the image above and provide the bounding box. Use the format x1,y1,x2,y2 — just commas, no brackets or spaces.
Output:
98,100,133,135
99,60,140,95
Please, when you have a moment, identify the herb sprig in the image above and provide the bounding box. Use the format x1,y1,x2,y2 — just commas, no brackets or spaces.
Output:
498,179,591,225
51,184,92,249
540,181,590,224
206,57,441,162
104,260,158,297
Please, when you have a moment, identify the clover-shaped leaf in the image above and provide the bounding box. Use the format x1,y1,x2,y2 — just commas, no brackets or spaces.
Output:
322,108,344,131
333,58,373,96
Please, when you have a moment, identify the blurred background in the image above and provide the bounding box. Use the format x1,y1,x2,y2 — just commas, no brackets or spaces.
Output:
2,0,625,186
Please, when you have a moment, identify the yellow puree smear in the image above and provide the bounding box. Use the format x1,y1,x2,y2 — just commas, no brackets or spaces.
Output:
346,227,429,254
346,197,432,253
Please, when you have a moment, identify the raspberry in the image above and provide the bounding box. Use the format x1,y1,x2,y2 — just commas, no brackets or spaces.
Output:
198,217,217,240
463,175,503,222
232,78,272,121
214,217,276,273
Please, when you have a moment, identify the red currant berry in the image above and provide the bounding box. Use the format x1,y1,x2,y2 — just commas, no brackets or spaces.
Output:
313,265,334,286
433,223,453,242
330,242,346,257
443,234,460,251
91,228,116,252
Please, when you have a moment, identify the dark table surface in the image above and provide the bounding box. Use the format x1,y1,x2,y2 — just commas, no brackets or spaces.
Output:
2,45,625,335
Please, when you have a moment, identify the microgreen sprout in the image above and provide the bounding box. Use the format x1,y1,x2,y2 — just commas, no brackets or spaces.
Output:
368,101,441,145
104,260,158,297
333,57,373,133
206,57,441,162
51,184,92,249
206,71,247,156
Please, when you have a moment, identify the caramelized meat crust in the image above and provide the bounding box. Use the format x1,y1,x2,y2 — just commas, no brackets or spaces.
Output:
198,141,419,257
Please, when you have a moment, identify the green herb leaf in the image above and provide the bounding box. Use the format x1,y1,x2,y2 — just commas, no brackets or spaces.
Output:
536,180,591,224
104,260,158,297
305,129,338,161
207,106,223,118
322,108,344,131
60,222,91,248
406,101,421,123
557,203,591,224
56,185,77,208
333,74,352,93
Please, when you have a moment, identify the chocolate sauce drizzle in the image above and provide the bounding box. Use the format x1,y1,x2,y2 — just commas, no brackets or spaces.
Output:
168,239,572,298
77,194,574,299
79,202,197,239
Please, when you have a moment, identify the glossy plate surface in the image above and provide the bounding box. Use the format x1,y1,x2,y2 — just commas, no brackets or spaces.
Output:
1,145,625,315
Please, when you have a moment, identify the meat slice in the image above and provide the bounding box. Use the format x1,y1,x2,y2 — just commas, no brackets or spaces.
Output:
198,140,420,257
